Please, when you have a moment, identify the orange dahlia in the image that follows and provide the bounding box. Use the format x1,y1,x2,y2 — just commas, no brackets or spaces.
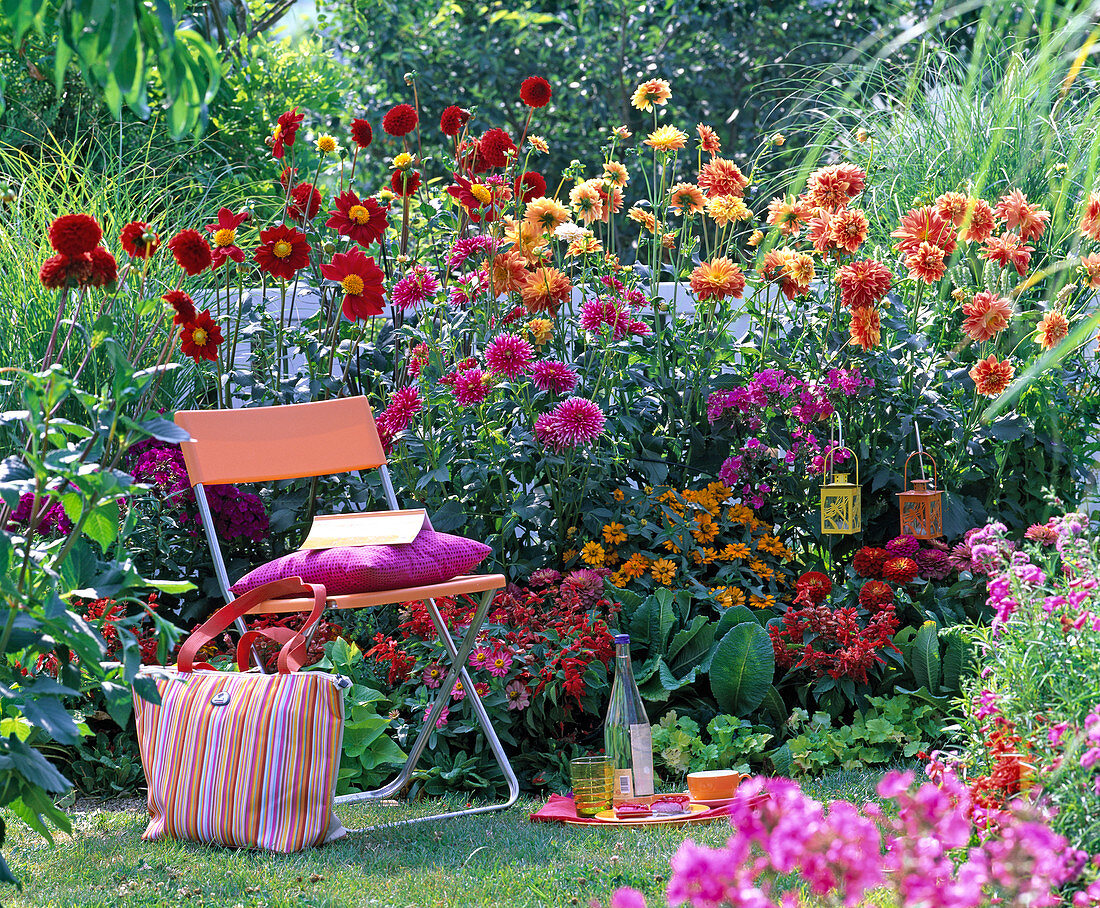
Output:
983,232,1033,276
829,207,870,255
837,260,892,309
489,251,529,297
958,198,996,243
969,354,1014,396
1081,191,1100,242
960,291,1012,342
603,161,629,187
994,189,1050,243
705,194,751,227
690,257,746,301
766,196,811,236
645,125,687,152
627,207,657,233
698,158,748,198
696,124,721,155
905,241,947,283
668,182,705,215
524,196,570,234
849,306,881,350
569,180,604,224
805,163,866,210
891,205,957,255
807,210,835,254
935,192,970,225
1036,310,1069,350
520,266,571,314
631,78,672,111
1082,253,1100,288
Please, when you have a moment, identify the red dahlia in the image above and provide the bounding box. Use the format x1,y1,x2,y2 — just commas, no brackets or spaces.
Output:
320,247,386,321
440,105,470,137
163,289,197,325
88,246,117,287
49,213,102,256
288,182,323,222
180,310,223,363
858,580,894,611
382,103,418,137
326,190,389,247
253,224,311,281
852,546,890,579
515,171,547,204
271,107,304,159
478,128,516,168
205,207,249,269
882,556,919,585
520,76,552,108
390,170,421,197
167,229,212,276
350,118,373,149
120,221,160,259
39,253,92,289
795,571,832,605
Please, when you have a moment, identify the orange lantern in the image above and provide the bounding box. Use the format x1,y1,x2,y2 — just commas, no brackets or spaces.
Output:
820,447,861,535
897,451,943,539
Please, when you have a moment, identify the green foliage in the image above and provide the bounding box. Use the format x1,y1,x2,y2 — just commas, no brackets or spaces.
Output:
651,710,773,782
891,620,973,702
786,692,945,776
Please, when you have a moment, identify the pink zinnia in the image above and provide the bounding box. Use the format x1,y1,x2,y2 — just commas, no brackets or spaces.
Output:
469,647,492,670
487,648,513,677
424,704,449,728
531,360,579,395
385,386,422,431
422,664,443,689
391,266,441,311
450,680,466,701
485,332,534,378
452,367,490,406
505,680,531,711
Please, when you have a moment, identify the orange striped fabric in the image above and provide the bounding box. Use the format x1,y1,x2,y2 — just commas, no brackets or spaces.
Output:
134,669,346,852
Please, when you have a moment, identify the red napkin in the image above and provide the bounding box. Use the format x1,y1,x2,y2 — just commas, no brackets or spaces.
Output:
529,793,736,825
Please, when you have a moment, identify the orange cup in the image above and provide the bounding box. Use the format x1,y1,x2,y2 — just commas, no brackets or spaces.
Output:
687,769,742,801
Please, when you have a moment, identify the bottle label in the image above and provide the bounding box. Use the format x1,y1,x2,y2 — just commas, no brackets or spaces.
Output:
629,723,654,796
614,769,634,799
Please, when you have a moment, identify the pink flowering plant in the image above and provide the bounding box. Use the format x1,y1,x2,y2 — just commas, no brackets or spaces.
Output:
612,769,1096,908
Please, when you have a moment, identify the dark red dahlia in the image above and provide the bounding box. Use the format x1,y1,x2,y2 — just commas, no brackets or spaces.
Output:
167,229,212,275
326,190,389,247
180,310,223,363
350,118,373,149
858,580,894,611
382,103,418,137
478,128,516,168
882,556,919,585
288,182,323,222
271,107,304,159
39,253,92,289
390,170,421,197
163,289,197,325
440,105,470,137
320,247,386,322
795,570,832,605
87,246,117,287
852,546,890,579
120,221,160,259
49,213,102,256
253,224,311,282
519,76,552,108
515,171,546,204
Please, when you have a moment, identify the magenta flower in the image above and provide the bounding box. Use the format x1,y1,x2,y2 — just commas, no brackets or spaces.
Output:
610,889,646,908
447,235,499,269
391,265,441,310
473,681,490,697
580,297,631,340
451,367,490,406
531,359,579,395
450,680,466,701
539,397,605,449
485,332,534,378
469,647,492,670
448,272,487,307
383,386,422,432
422,663,443,689
505,680,531,711
423,704,449,728
487,648,513,677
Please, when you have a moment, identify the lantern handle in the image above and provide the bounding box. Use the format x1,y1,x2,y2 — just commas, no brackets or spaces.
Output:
903,451,937,490
824,446,859,486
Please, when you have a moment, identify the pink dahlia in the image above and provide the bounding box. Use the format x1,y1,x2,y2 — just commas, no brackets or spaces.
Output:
452,367,490,406
531,360,579,395
385,386,422,431
447,234,499,269
485,332,534,378
545,397,605,449
580,298,631,340
391,266,440,311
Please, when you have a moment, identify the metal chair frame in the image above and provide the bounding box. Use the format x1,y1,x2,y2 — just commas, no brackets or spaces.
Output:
175,398,519,829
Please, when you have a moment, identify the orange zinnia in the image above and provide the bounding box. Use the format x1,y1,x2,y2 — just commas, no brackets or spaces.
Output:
969,354,1014,396
690,257,746,301
1036,311,1069,350
960,291,1012,342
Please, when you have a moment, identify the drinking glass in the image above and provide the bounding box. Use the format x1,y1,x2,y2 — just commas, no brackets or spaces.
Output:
571,756,613,817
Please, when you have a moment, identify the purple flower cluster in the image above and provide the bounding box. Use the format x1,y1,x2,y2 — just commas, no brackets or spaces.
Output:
615,770,1088,908
8,491,73,537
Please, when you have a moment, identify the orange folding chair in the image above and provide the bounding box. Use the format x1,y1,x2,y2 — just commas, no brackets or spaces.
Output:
173,396,518,826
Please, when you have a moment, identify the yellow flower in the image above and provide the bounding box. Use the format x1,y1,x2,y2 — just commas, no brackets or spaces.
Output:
856,128,869,144
393,151,414,170
528,135,550,154
379,189,396,203
645,125,687,153
750,559,775,581
613,489,625,501
527,318,553,346
568,234,603,256
631,78,672,112
701,546,718,563
621,553,650,580
705,194,752,228
563,548,577,562
613,125,633,141
750,594,777,609
603,522,628,546
770,133,786,146
692,513,718,544
524,197,570,234
317,134,338,154
721,543,752,561
650,558,677,585
581,541,606,566
711,586,746,609
748,229,764,246
610,569,629,588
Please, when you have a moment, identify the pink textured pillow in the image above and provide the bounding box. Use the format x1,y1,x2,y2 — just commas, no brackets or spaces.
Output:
230,526,491,597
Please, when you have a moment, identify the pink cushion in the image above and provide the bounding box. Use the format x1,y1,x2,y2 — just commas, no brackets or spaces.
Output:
230,526,492,597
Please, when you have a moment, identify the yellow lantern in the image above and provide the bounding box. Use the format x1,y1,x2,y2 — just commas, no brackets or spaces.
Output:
897,452,944,540
819,447,861,535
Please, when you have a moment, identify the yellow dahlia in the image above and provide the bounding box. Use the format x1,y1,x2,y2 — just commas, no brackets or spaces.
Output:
523,196,570,235
705,194,752,228
644,125,687,153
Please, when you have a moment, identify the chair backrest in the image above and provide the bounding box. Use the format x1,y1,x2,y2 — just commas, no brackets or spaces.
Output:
174,397,386,487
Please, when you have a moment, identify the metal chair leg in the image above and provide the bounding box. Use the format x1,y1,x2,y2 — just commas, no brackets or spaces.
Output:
336,589,519,828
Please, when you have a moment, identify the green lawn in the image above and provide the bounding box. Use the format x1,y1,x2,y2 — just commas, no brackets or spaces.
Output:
6,771,886,908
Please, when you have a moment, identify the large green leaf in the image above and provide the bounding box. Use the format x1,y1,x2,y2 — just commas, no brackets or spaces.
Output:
709,622,775,716
667,616,716,677
911,620,941,691
940,629,969,693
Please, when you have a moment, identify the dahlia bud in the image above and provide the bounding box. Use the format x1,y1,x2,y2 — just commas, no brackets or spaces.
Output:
951,288,968,302
0,185,15,204
855,128,869,144
323,241,336,255
403,72,415,85
770,133,785,146
396,254,410,264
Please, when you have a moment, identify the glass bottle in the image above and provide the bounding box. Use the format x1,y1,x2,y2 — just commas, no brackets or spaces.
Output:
604,633,654,803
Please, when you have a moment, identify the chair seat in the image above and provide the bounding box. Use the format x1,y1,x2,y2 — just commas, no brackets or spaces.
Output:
241,573,508,615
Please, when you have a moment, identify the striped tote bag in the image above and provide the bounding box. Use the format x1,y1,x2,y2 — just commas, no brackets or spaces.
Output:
134,578,346,852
